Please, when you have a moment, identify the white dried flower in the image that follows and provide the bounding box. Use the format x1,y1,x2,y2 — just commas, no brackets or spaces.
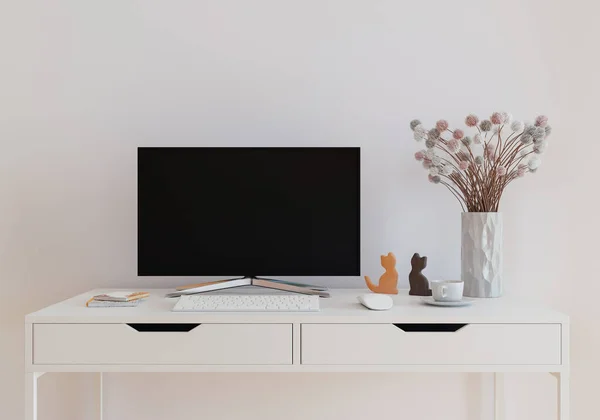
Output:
528,156,541,170
425,149,436,160
410,119,421,130
461,136,472,146
533,140,547,154
430,175,441,184
501,112,512,124
524,125,536,136
511,121,524,133
521,134,533,145
413,125,427,141
429,167,439,176
424,151,441,168
448,138,461,154
533,126,546,140
475,156,484,166
425,139,436,149
441,165,454,176
428,128,441,139
473,133,482,144
520,148,531,157
480,120,492,131
545,125,552,137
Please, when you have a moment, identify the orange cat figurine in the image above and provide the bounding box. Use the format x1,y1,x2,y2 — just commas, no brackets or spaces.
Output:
364,252,399,295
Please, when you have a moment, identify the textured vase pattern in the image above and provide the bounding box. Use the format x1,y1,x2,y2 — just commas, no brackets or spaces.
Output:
461,212,503,298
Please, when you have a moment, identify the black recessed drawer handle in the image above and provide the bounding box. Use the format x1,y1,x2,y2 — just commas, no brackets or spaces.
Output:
393,323,467,332
127,323,201,332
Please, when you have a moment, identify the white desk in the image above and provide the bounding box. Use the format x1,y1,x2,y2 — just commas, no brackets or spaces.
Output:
25,289,569,420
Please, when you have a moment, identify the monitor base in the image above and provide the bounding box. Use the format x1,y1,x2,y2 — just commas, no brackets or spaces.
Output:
170,277,329,298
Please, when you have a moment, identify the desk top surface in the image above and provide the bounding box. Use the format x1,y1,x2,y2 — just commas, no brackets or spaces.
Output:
26,288,568,324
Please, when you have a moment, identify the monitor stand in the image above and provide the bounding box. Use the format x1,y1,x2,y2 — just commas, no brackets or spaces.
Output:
168,276,329,298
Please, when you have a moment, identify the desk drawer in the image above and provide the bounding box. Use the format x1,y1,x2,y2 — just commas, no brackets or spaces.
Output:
34,323,291,365
301,324,561,365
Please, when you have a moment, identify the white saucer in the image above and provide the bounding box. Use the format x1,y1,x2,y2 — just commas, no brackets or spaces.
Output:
420,297,474,307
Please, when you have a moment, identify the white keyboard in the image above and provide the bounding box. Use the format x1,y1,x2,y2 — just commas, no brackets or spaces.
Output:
172,294,320,312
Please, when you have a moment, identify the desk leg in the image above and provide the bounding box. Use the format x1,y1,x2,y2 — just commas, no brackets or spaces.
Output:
99,373,104,420
551,372,569,420
494,373,505,420
25,372,44,420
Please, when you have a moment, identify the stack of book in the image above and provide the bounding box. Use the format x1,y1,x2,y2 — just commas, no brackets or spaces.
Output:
86,291,150,308
166,278,329,298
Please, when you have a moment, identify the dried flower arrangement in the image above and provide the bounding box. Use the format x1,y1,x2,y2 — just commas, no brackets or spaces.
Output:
410,112,551,212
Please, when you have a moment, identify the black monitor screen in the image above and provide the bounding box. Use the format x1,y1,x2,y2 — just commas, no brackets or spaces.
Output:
138,147,360,276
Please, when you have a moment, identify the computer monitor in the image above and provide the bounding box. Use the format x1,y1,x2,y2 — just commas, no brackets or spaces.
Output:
138,147,360,277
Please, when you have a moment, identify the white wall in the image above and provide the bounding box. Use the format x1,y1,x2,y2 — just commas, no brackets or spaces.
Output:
1,1,598,419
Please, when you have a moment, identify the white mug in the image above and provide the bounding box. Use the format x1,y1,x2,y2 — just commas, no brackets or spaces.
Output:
431,280,464,302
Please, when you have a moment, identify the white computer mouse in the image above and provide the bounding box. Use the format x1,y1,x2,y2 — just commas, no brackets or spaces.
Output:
357,294,393,311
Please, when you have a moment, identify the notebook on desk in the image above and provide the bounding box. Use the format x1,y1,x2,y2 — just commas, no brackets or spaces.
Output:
86,291,149,307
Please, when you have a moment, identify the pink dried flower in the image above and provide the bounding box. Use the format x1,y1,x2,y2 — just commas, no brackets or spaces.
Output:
415,151,425,161
535,115,548,127
436,120,449,132
465,114,479,127
423,159,432,169
453,129,465,140
490,112,504,125
458,161,469,171
473,133,482,144
497,166,507,176
517,164,527,177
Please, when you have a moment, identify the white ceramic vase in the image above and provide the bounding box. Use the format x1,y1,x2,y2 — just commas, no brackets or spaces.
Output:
461,212,503,298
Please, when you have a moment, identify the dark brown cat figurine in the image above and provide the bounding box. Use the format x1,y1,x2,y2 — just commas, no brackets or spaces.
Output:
409,253,432,296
